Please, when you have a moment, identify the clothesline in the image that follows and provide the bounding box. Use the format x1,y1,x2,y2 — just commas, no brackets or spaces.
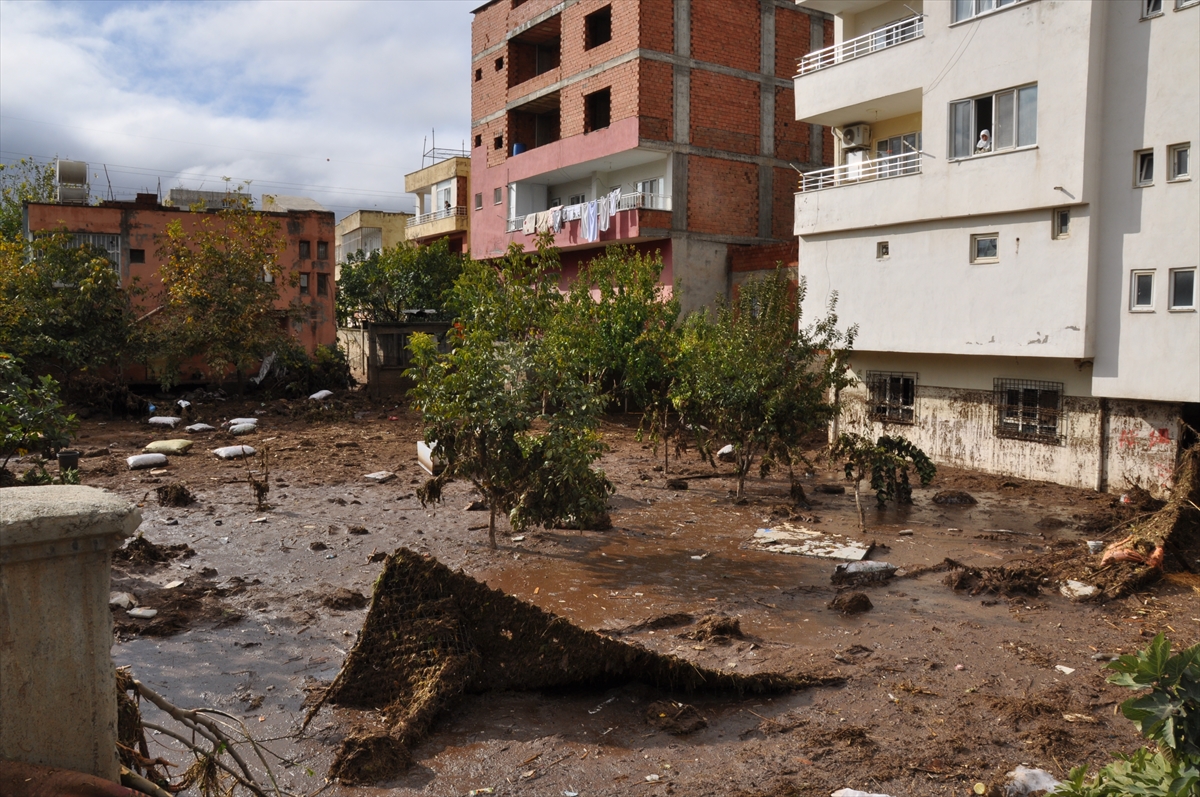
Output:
518,188,624,242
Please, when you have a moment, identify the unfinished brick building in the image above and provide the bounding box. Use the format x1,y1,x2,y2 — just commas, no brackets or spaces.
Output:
469,0,832,311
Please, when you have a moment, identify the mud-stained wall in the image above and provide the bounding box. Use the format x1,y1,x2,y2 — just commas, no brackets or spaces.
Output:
839,383,1181,498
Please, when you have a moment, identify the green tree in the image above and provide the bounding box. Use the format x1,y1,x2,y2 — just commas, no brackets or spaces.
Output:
0,157,55,243
0,353,78,473
0,233,143,383
670,268,856,499
335,238,463,326
831,433,937,532
152,195,295,389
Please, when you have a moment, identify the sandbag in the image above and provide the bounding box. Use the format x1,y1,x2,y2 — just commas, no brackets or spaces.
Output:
309,389,333,400
148,416,181,428
224,417,258,427
143,439,193,455
185,423,216,433
228,423,257,436
212,445,255,460
127,454,168,470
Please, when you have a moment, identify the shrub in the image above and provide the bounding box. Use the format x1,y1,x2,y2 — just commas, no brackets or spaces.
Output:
0,353,78,471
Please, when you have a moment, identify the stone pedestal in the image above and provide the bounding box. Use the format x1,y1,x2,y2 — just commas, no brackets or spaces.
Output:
0,486,140,782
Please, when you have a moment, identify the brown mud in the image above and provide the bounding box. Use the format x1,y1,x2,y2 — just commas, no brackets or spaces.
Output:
18,400,1195,796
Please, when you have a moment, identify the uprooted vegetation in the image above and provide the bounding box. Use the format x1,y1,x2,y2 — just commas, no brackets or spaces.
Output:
112,533,196,565
306,547,842,784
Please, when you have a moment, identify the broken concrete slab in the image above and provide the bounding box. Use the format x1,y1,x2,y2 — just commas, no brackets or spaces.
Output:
363,471,396,484
831,560,897,585
749,522,873,561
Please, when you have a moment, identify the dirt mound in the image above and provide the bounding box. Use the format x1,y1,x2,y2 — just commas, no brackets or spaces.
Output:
943,558,1043,597
155,482,196,507
112,534,196,565
311,548,838,784
113,576,247,638
321,587,368,610
686,614,744,642
645,700,707,734
828,592,873,614
933,490,977,505
610,612,694,635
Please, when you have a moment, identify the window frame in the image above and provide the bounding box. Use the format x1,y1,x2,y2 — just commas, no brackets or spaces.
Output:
1169,268,1196,311
1130,270,1156,311
568,193,586,205
299,272,310,296
584,87,612,133
949,84,1037,160
316,272,329,297
584,5,613,50
1143,0,1164,17
970,233,999,264
876,241,890,259
952,0,1024,24
493,187,503,205
1178,0,1200,9
299,240,312,259
866,371,916,425
1168,143,1190,181
129,248,146,264
474,192,483,211
1135,149,1155,187
317,241,328,260
1052,207,1070,239
994,378,1064,445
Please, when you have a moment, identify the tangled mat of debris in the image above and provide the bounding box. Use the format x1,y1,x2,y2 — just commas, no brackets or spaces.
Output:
309,547,841,784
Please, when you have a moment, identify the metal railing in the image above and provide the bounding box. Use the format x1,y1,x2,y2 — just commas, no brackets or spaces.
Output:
799,151,921,192
506,192,672,233
410,205,467,227
797,15,923,76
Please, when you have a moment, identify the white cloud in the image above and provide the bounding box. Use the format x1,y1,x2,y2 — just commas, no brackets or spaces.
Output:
0,0,475,216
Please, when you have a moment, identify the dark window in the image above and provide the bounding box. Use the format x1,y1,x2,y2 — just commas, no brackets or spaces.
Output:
299,240,311,259
129,248,146,264
495,56,504,71
317,241,328,260
994,378,1064,444
474,192,483,210
475,67,482,82
512,0,529,6
585,5,612,49
584,87,611,132
299,273,310,295
494,135,504,150
867,372,916,424
474,134,482,148
317,273,329,297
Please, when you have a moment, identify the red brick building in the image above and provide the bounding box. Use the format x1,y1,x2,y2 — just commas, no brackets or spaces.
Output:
469,0,832,310
24,194,337,383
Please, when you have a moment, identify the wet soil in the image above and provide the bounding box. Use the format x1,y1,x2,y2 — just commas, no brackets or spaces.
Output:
29,399,1198,796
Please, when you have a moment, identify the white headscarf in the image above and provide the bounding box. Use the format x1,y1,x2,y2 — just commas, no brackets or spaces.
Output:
976,129,991,151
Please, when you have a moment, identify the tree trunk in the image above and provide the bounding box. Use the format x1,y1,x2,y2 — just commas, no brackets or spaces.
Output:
853,479,865,533
662,405,670,474
488,504,497,550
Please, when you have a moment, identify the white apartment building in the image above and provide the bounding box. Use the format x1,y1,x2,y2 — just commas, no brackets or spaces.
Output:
793,0,1199,496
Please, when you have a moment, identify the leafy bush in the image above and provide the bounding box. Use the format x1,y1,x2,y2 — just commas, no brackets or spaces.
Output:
265,343,354,398
831,433,937,531
0,353,78,471
1056,634,1199,797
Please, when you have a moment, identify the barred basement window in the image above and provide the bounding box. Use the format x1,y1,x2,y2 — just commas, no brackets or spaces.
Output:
994,378,1064,444
867,371,916,424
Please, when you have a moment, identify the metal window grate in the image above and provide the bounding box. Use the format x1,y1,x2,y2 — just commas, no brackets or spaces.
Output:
993,378,1064,444
866,371,916,424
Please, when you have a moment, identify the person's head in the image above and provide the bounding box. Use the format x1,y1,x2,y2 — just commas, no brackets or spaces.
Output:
980,129,990,141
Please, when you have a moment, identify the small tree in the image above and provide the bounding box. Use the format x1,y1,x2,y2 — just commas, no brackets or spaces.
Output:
335,238,463,326
0,157,55,243
0,353,78,474
670,268,856,498
831,433,936,532
153,192,295,389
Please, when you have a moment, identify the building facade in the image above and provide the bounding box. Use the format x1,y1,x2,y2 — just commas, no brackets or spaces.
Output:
25,193,338,382
470,0,834,312
405,152,471,253
793,0,1199,495
334,210,413,279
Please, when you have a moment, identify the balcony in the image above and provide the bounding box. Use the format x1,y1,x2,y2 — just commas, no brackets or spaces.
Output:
406,205,468,242
799,150,921,192
798,15,923,77
506,191,672,234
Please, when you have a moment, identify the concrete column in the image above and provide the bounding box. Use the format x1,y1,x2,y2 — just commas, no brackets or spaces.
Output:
808,14,826,167
0,486,141,782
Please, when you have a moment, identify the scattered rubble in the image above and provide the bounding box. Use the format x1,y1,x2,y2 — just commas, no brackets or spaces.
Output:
932,490,976,505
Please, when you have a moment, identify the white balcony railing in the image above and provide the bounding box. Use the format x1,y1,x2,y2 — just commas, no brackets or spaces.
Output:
410,205,467,227
797,15,923,76
506,191,671,233
799,151,921,192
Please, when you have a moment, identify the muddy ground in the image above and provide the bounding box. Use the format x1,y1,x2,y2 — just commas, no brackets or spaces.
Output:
27,395,1199,796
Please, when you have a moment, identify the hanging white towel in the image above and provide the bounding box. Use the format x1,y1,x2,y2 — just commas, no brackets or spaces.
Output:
583,200,599,242
597,195,610,232
608,187,621,217
563,204,583,221
521,214,536,235
550,206,562,232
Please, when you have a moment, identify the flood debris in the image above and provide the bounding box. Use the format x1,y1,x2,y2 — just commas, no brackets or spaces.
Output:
321,587,368,610
827,592,873,614
645,700,707,734
831,560,897,586
932,490,976,505
687,614,744,642
307,548,839,784
608,612,694,636
750,523,874,561
113,575,248,638
155,482,196,507
112,534,195,565
1059,579,1098,600
944,560,1043,598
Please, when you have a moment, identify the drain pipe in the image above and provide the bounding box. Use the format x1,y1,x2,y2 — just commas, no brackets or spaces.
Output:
1096,397,1108,493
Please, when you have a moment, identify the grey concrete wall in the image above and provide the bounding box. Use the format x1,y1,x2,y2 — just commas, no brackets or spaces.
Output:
0,486,140,782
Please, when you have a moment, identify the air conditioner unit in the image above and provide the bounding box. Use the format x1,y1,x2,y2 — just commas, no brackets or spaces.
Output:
841,124,872,149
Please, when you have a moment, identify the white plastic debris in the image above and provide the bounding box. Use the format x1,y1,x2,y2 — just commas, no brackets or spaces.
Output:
109,592,135,610
164,580,184,589
832,560,897,585
751,523,873,561
148,416,181,428
127,607,158,619
1055,665,1076,675
127,453,168,470
1060,580,1098,599
1004,765,1060,795
176,399,191,409
228,423,257,436
717,443,735,462
224,417,258,427
644,774,660,782
364,471,396,483
831,790,895,797
212,445,256,460
1087,540,1105,554
309,389,334,400
186,423,216,433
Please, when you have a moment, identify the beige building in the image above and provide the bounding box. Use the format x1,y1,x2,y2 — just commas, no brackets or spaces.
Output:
793,0,1199,496
404,151,470,253
334,210,412,278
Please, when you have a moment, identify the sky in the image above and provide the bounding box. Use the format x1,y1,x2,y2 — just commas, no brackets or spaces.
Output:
0,0,476,219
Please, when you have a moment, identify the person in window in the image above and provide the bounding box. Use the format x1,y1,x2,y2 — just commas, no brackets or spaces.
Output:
975,129,992,154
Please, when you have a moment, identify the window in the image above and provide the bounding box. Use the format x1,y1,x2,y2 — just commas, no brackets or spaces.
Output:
68,233,121,271
950,84,1037,159
953,0,1022,23
1143,0,1163,16
495,56,504,71
475,68,482,82
875,132,921,175
876,241,890,259
1179,0,1200,8
299,240,311,259
1131,270,1155,310
474,192,483,210
1169,269,1196,310
1135,149,1154,186
1169,143,1190,180
584,87,611,132
493,187,503,205
971,233,999,263
638,178,660,196
1052,208,1070,239
474,134,482,148
585,6,612,49
129,248,146,263
994,378,1063,444
494,135,504,151
299,273,310,295
867,372,915,423
317,241,328,260
317,273,329,297
568,193,586,205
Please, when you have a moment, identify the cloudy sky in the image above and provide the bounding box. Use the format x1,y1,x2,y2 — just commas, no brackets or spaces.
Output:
0,0,475,218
